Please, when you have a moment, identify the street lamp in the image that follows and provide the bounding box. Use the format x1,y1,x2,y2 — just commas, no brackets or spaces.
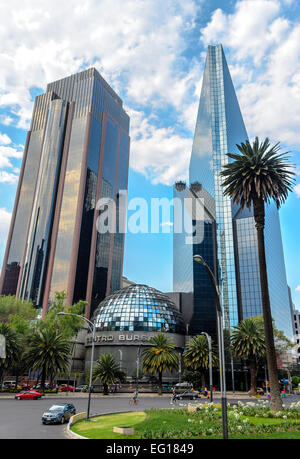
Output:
193,254,228,439
57,312,95,421
136,345,142,393
200,332,213,403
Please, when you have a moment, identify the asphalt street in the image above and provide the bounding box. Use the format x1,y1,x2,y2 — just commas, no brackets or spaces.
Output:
0,394,299,439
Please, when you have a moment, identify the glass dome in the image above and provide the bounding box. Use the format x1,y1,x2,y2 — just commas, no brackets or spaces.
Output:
92,284,185,334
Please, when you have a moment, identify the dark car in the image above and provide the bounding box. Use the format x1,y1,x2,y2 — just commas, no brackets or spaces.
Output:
175,390,200,400
42,403,76,425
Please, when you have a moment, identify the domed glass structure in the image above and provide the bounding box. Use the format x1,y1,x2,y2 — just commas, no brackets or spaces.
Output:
92,284,185,334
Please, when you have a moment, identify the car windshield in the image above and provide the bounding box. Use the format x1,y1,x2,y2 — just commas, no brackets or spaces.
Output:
49,405,64,411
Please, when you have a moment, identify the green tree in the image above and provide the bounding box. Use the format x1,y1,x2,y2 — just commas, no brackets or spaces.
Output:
24,328,71,391
183,335,218,388
0,323,21,385
142,333,179,395
0,296,37,324
92,354,126,395
220,137,295,410
231,317,266,396
41,291,87,339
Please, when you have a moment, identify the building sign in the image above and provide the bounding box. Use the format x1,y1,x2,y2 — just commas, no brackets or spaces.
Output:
86,333,155,345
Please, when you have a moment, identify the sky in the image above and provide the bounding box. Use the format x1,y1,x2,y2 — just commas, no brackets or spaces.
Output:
0,0,299,307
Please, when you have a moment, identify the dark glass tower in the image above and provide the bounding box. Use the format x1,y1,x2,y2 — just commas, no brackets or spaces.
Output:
174,44,293,339
0,68,130,319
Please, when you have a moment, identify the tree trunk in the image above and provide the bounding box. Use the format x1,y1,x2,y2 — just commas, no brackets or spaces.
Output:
201,373,206,389
41,367,46,393
103,383,108,395
158,371,163,395
249,359,257,396
253,198,283,411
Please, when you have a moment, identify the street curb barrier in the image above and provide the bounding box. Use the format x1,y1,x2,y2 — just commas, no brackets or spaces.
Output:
66,412,88,440
66,411,137,440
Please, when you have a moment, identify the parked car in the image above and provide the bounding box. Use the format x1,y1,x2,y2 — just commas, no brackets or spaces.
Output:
15,390,42,400
75,385,88,392
174,382,193,394
175,390,200,400
33,383,52,390
21,384,33,391
2,381,22,390
42,403,76,425
58,384,74,392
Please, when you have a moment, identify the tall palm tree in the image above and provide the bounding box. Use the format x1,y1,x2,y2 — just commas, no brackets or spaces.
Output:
24,327,71,391
142,333,179,395
92,354,126,395
0,323,21,385
183,335,218,388
231,318,266,396
221,137,295,410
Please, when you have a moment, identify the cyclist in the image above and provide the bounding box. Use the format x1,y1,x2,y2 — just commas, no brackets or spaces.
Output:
170,388,177,405
130,389,139,404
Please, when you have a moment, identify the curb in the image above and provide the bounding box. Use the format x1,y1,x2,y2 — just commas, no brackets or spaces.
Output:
66,410,143,440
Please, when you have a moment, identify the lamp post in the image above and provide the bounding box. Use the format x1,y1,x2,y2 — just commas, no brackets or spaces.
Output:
200,332,213,403
136,345,142,393
193,254,228,439
57,312,95,421
118,349,123,371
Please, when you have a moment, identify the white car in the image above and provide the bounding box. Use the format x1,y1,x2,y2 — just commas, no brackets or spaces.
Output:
75,385,88,392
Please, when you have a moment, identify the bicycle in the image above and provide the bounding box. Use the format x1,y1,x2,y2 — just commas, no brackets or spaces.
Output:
129,397,139,405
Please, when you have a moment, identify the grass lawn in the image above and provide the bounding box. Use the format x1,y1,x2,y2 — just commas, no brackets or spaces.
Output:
71,409,300,440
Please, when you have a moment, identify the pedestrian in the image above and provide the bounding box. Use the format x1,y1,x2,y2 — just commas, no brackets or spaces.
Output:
55,384,58,393
171,388,177,405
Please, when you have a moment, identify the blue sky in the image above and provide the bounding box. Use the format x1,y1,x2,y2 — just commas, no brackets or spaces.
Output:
0,0,299,307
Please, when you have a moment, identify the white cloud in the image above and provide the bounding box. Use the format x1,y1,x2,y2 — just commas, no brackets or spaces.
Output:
128,108,192,185
294,184,300,197
0,171,19,185
0,133,11,145
0,146,23,170
0,0,201,184
0,208,11,242
296,285,300,292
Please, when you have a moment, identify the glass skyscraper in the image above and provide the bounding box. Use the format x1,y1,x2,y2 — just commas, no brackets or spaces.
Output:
0,68,130,319
174,44,293,340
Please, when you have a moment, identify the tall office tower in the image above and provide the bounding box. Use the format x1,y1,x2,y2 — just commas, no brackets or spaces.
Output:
0,68,130,319
174,44,293,339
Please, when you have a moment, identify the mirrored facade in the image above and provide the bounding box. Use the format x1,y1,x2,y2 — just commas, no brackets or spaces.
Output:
0,68,130,319
174,44,293,339
93,284,185,334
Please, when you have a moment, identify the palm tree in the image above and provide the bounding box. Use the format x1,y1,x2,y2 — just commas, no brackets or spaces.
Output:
92,354,126,395
183,335,218,388
0,323,21,385
231,318,266,396
142,333,179,395
220,137,295,410
24,327,71,391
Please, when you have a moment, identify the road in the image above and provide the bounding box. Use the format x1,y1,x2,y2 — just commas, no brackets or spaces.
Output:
0,393,299,439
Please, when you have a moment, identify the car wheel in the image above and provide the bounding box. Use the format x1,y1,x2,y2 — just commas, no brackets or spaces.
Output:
17,396,21,400
42,422,46,425
61,416,65,424
33,397,37,400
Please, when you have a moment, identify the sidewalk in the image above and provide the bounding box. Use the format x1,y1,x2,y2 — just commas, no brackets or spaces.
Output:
0,391,280,400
